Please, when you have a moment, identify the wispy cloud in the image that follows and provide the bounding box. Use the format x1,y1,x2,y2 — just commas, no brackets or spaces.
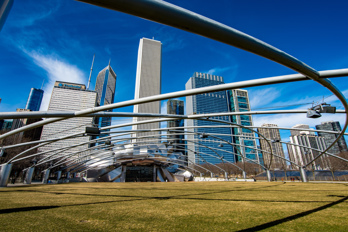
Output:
253,112,346,128
26,51,86,110
7,1,60,28
249,87,281,109
202,64,239,80
205,67,232,75
248,86,348,130
143,26,186,52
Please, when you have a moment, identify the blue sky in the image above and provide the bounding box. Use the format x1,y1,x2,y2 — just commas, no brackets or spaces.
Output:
1,0,348,140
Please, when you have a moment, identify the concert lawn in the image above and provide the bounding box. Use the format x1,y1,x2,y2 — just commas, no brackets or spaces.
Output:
0,182,347,231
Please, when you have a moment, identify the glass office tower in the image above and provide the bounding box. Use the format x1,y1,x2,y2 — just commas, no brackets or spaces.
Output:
95,63,117,133
227,89,260,164
315,121,348,154
186,72,234,165
25,88,44,111
167,99,185,151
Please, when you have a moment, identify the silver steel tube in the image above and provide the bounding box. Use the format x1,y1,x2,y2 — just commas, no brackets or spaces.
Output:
77,0,319,78
1,68,347,141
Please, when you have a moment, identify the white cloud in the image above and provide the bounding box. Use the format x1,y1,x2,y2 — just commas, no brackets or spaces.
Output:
203,64,238,78
249,87,281,109
206,67,231,75
8,1,60,28
27,51,86,110
253,112,346,129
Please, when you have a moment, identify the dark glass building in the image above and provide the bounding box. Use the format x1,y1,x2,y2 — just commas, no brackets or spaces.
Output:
94,63,117,135
25,88,44,111
315,121,348,154
186,72,234,164
167,99,185,153
227,89,260,164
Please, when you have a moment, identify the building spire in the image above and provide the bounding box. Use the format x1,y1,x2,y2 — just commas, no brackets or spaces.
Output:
41,79,44,90
87,54,95,90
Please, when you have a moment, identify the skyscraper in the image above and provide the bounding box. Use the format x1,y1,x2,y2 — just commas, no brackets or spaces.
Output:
287,124,330,170
227,89,260,164
167,99,185,153
132,38,162,143
25,88,44,111
290,124,315,136
185,72,234,164
94,63,117,131
258,124,286,169
0,0,14,31
39,81,97,156
315,121,348,154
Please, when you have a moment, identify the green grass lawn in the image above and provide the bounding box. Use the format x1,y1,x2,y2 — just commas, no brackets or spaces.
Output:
0,182,347,231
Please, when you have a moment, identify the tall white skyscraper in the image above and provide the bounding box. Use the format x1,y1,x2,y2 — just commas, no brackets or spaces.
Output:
39,81,97,156
132,38,162,143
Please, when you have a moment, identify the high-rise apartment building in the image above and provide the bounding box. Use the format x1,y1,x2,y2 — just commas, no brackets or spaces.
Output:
167,99,185,153
186,72,234,164
315,121,348,154
290,124,315,136
132,38,162,143
25,88,44,111
258,124,285,169
39,81,97,156
94,63,117,132
0,0,14,31
227,89,260,163
287,124,330,170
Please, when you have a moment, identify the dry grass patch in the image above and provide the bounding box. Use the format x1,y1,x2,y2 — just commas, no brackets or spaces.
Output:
0,182,347,231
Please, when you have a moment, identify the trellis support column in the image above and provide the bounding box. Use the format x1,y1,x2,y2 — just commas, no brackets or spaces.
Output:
24,167,35,184
57,171,62,181
0,163,12,187
242,171,246,179
42,169,50,184
300,167,308,182
266,169,272,182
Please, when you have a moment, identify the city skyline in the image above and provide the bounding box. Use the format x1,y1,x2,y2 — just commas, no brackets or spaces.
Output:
0,0,348,142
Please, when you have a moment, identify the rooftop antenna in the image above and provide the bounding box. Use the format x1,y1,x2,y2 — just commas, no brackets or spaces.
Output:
87,54,95,90
41,79,44,90
108,58,111,67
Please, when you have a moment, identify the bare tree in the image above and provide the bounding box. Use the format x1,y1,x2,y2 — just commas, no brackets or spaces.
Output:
327,151,348,181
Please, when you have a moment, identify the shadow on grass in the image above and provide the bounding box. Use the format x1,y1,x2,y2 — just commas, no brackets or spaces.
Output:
0,198,146,214
2,183,286,201
1,185,346,216
0,205,60,214
237,196,348,232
